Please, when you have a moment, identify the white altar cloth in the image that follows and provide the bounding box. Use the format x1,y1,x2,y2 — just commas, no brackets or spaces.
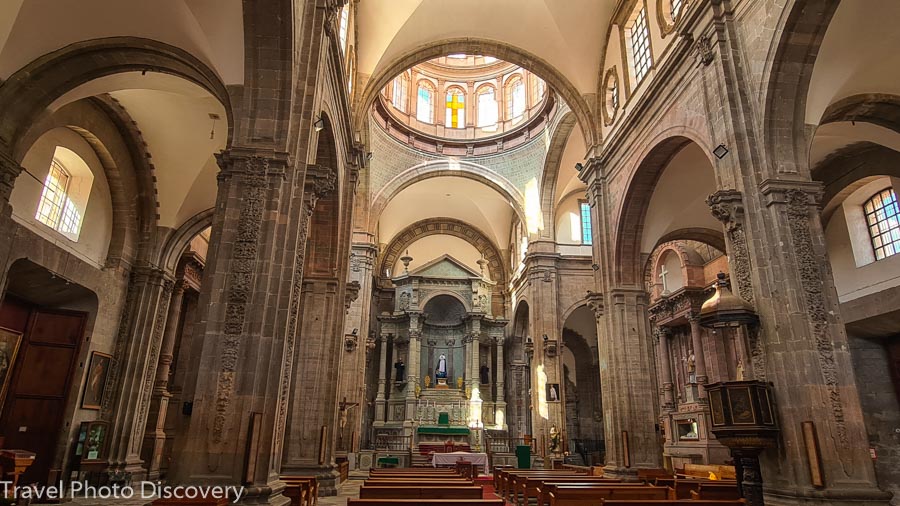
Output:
432,451,488,468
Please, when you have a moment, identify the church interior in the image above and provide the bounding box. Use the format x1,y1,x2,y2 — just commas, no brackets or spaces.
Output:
0,0,898,505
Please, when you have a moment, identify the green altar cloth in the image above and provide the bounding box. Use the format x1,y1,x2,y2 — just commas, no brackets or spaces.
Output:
416,426,470,435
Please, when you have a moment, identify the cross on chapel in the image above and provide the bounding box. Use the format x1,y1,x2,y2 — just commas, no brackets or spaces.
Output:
447,93,464,128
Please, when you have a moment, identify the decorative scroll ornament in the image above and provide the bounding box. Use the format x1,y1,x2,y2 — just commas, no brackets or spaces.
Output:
586,291,604,321
706,190,753,303
785,188,848,446
694,35,715,66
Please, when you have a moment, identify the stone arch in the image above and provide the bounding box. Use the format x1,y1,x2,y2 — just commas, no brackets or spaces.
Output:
538,110,579,240
367,159,527,232
420,290,471,314
379,218,507,285
643,241,708,295
613,130,715,286
813,142,900,227
157,208,215,275
761,0,841,174
356,38,597,148
0,37,233,160
652,227,726,254
819,94,900,135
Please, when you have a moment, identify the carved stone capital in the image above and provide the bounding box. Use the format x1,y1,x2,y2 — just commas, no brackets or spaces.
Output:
694,35,715,66
585,290,604,320
215,149,290,182
324,0,349,36
344,280,361,311
706,189,745,232
0,150,22,202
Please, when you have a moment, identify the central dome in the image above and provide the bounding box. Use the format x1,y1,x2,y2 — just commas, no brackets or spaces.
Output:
374,54,553,153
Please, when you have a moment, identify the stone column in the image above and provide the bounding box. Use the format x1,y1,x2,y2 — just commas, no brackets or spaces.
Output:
580,159,661,476
142,280,186,479
105,267,174,479
495,338,507,430
406,313,421,422
374,333,389,425
0,151,23,295
687,315,708,396
656,327,675,412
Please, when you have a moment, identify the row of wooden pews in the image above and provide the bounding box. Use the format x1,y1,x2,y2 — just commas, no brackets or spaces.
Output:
348,467,502,506
493,467,746,506
282,475,319,506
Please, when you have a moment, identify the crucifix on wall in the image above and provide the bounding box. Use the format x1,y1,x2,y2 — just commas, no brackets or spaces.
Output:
447,93,464,128
659,264,669,294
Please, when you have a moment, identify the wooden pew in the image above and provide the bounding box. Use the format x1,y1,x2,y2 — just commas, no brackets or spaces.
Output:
671,479,738,499
359,486,484,500
363,479,475,487
547,485,669,506
500,470,585,503
518,477,621,506
683,463,737,480
689,482,742,501
348,500,504,506
637,469,673,483
602,501,745,506
281,475,318,506
535,483,643,506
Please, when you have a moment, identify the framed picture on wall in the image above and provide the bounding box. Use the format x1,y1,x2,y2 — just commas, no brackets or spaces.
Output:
0,327,23,415
546,383,561,402
81,351,112,410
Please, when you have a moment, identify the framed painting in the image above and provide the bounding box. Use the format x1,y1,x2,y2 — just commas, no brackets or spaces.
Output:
81,351,112,410
0,327,23,414
546,383,561,402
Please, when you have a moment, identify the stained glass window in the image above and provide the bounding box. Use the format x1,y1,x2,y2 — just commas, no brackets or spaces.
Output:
580,201,593,245
417,83,434,123
445,89,466,128
865,188,900,260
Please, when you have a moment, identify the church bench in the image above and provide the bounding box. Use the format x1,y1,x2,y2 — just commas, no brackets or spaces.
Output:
671,479,737,499
348,500,504,506
683,463,737,480
534,483,642,506
689,482,741,500
601,501,745,506
636,469,673,482
519,477,622,506
503,471,586,503
358,486,485,500
547,485,669,506
281,475,318,506
363,479,474,487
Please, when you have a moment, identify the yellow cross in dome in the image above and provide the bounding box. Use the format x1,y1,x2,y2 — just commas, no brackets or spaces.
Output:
446,93,464,128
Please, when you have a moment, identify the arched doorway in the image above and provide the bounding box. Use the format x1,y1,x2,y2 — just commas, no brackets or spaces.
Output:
561,305,603,465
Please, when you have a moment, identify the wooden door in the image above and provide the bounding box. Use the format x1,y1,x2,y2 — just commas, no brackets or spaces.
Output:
0,299,85,485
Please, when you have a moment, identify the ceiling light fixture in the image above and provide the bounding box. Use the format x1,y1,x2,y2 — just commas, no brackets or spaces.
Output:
208,113,220,140
314,116,325,132
575,162,584,172
713,144,729,159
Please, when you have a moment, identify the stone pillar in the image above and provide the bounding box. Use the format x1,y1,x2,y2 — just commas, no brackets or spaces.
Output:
656,327,675,412
406,313,421,422
0,151,23,295
142,280,186,479
105,267,174,478
374,333,389,425
581,160,661,476
495,338,507,430
687,315,708,396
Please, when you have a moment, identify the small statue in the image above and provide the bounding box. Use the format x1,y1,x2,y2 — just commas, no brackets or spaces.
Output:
549,425,561,453
736,359,745,381
415,384,422,399
424,375,432,388
456,376,464,390
394,357,406,383
480,363,490,385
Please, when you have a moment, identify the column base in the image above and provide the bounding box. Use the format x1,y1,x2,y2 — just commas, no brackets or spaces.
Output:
763,486,892,506
230,480,291,506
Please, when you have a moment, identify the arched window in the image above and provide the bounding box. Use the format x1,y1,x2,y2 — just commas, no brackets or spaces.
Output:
864,188,900,260
580,201,593,245
445,88,466,128
416,82,435,123
627,5,652,84
533,77,546,103
476,86,498,128
35,146,93,240
339,5,350,54
602,67,620,125
392,74,409,113
508,77,526,120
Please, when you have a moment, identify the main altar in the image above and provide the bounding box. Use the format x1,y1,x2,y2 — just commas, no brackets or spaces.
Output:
372,254,509,456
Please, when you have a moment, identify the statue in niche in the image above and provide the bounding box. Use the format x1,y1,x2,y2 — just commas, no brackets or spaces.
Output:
684,352,696,384
398,291,410,311
436,354,448,379
424,375,431,388
478,294,488,311
394,357,405,383
480,363,490,385
736,359,745,381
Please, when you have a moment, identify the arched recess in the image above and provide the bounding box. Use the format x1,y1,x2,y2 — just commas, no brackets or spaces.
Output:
367,159,527,233
420,290,471,315
0,37,233,158
820,94,900,135
379,218,507,286
814,142,900,227
614,132,716,286
652,228,726,255
306,113,342,278
506,300,531,439
355,38,597,148
538,110,579,240
561,305,603,463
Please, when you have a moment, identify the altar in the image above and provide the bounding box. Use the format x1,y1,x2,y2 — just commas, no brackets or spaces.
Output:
371,254,510,453
432,451,489,473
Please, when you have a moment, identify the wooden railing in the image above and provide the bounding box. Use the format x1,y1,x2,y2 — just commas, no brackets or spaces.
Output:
485,436,535,454
373,434,413,451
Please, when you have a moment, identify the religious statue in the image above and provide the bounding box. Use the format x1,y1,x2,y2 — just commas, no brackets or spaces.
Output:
736,359,745,381
415,383,421,399
479,363,490,385
398,291,410,311
436,354,448,379
685,352,697,384
456,376,464,390
549,424,561,453
394,357,405,383
337,397,359,447
424,375,431,388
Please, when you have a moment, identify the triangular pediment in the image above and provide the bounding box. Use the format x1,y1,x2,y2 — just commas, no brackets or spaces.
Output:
408,254,482,279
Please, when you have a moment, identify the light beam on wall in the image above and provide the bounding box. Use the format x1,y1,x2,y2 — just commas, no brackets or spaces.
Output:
537,364,548,420
525,178,543,235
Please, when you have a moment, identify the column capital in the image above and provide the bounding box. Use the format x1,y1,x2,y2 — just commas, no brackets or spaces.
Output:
0,150,22,202
706,188,745,232
586,290,604,320
758,179,824,209
215,148,291,182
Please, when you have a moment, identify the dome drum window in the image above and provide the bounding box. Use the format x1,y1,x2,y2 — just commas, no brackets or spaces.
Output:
865,188,900,260
602,67,620,126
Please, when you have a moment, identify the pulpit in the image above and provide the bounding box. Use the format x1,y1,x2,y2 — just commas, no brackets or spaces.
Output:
0,450,36,490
